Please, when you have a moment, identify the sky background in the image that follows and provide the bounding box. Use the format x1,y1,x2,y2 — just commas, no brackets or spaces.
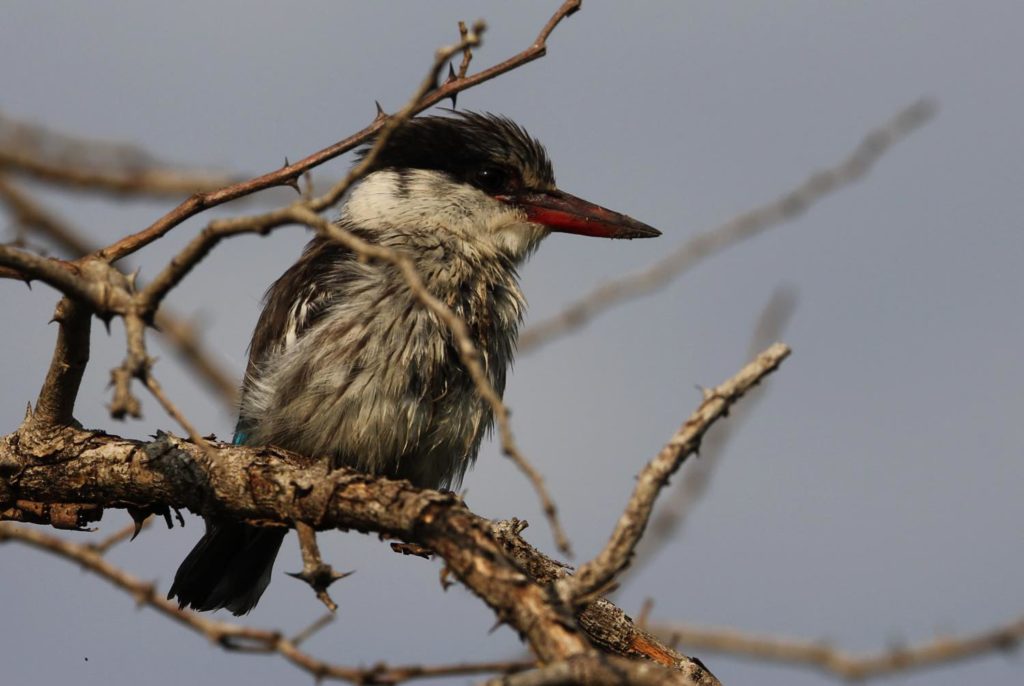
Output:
2,2,1022,685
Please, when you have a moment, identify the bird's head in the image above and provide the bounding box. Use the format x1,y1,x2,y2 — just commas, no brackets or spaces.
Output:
343,112,660,261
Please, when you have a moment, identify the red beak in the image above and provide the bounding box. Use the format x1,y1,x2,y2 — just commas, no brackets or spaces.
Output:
498,190,661,239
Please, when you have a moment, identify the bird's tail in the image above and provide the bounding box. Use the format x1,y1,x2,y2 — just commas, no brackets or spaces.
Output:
167,520,286,615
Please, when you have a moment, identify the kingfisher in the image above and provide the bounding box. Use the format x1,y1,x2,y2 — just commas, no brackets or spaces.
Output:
168,112,661,614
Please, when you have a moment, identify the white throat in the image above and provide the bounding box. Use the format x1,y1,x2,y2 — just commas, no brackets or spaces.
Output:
341,169,548,261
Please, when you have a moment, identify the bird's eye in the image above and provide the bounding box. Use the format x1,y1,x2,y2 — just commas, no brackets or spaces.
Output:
474,166,510,194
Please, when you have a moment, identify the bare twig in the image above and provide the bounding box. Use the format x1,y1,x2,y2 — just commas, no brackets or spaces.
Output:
0,522,535,684
142,373,215,458
31,297,92,426
560,343,792,605
0,178,240,409
87,518,151,554
289,612,335,647
0,174,95,255
0,113,241,197
518,100,936,353
92,0,581,265
625,288,797,581
457,21,474,78
152,311,239,408
288,521,351,612
654,619,1024,681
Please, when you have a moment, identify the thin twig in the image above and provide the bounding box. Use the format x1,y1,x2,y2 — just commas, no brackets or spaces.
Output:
92,0,581,265
123,308,221,465
654,619,1024,681
457,21,474,78
0,113,242,197
625,288,797,581
0,178,240,409
288,521,351,612
0,522,534,685
87,519,151,554
134,20,488,311
518,99,936,354
289,612,335,647
152,311,239,408
560,343,792,605
0,174,94,255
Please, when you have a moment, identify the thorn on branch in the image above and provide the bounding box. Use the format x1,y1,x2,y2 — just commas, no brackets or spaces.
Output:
374,100,387,122
89,518,151,553
281,158,302,194
125,507,152,540
289,521,352,612
439,565,454,590
447,63,459,109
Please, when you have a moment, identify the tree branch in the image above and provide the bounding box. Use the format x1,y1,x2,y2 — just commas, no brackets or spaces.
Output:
0,113,242,198
482,654,713,686
624,288,797,582
653,619,1024,681
561,344,791,605
0,522,536,685
0,174,95,255
0,421,720,682
31,297,92,426
1,336,793,685
0,424,587,663
92,0,581,265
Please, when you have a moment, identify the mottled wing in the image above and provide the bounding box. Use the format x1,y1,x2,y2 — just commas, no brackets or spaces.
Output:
236,238,351,439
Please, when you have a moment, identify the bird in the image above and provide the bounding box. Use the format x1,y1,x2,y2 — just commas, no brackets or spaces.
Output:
167,111,661,614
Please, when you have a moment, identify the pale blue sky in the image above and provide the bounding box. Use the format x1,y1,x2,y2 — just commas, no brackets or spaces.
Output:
2,3,1022,685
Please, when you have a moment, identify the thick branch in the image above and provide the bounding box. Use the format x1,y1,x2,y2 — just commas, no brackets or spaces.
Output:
483,654,712,686
0,423,721,684
0,425,585,663
491,520,719,684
